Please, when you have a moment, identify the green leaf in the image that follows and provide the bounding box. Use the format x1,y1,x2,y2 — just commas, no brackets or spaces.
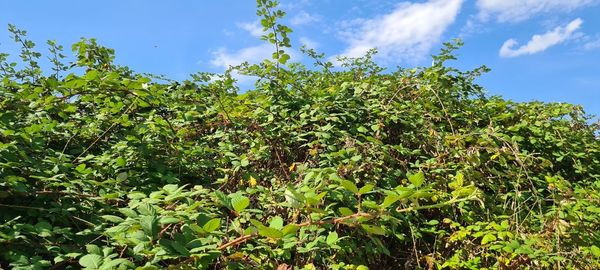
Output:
116,172,128,181
380,194,400,209
326,231,339,245
230,195,250,213
282,224,299,236
86,244,102,255
358,184,374,195
357,126,368,133
408,171,425,188
278,53,290,64
350,155,362,162
171,241,190,256
115,157,126,167
101,215,124,223
202,218,221,233
79,254,103,269
159,217,180,225
361,224,386,235
118,208,138,218
481,233,497,245
215,191,231,208
258,227,283,239
338,207,354,216
284,187,304,208
137,203,156,216
591,245,600,258
99,258,132,270
449,172,464,190
269,216,284,230
339,179,359,194
240,158,250,167
140,216,158,239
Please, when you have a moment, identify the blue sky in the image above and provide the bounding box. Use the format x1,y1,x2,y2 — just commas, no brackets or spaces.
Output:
1,0,599,117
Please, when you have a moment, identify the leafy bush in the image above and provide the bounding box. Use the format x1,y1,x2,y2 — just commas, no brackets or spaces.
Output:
1,1,600,269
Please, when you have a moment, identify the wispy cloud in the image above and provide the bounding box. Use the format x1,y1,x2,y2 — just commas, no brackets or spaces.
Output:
290,10,319,26
299,37,319,49
210,43,300,85
333,0,463,63
583,37,600,50
499,18,583,58
210,44,274,68
211,43,300,69
477,0,599,22
237,21,264,37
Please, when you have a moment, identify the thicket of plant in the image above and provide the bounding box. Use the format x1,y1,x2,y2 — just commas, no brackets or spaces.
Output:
1,1,600,269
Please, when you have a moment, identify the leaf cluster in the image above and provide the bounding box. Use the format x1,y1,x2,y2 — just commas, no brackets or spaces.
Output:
1,1,600,269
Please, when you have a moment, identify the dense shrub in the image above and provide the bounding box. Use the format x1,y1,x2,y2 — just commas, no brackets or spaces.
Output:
1,1,599,269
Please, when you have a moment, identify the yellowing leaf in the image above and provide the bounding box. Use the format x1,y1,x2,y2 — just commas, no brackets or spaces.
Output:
481,233,496,245
248,176,257,187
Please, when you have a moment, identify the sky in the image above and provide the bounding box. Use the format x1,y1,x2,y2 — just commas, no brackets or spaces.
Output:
1,0,599,117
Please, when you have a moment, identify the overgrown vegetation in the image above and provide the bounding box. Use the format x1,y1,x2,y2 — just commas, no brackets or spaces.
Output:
1,1,600,269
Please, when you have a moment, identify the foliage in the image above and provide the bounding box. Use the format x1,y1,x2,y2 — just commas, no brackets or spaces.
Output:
1,1,600,269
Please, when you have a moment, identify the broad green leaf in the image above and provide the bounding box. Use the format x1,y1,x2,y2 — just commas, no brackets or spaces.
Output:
358,184,374,195
284,187,304,208
99,258,132,270
481,234,497,245
171,241,190,256
590,246,600,258
361,224,386,235
339,180,359,194
269,216,284,229
86,245,102,255
380,194,400,209
118,208,138,218
338,207,354,216
326,231,339,245
159,217,180,225
230,195,250,212
408,171,425,188
140,216,158,239
282,224,299,236
79,254,103,269
258,227,283,239
202,218,221,233
137,203,156,216
278,53,290,64
101,215,124,223
240,158,250,167
116,172,128,181
448,172,464,190
357,126,368,133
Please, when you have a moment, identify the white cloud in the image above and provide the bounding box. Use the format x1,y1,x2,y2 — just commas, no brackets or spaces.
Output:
237,21,265,37
333,0,463,62
210,44,274,68
290,10,319,26
210,44,300,86
499,18,583,58
210,44,273,85
211,44,300,69
583,38,600,50
299,37,319,49
477,0,599,22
